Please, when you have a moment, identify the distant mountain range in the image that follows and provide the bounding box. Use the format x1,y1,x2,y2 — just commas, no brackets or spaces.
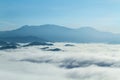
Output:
0,24,120,43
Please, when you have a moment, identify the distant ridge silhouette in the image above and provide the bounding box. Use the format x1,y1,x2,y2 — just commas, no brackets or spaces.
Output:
0,24,120,43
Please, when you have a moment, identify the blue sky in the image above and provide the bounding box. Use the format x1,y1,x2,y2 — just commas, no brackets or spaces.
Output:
0,0,120,33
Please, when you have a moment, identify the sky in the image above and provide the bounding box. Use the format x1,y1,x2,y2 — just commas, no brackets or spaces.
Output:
0,0,120,33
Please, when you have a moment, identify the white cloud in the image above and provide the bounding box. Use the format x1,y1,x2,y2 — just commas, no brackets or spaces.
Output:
1,43,120,80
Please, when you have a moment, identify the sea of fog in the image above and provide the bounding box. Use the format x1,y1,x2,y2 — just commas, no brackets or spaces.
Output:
0,43,120,80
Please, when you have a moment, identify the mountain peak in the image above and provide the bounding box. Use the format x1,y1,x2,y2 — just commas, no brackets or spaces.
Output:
17,24,72,31
75,27,98,33
79,27,96,30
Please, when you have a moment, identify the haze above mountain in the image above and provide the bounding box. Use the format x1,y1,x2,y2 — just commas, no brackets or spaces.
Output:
0,24,119,43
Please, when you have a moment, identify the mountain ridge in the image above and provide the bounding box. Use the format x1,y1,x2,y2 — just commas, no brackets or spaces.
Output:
0,24,120,43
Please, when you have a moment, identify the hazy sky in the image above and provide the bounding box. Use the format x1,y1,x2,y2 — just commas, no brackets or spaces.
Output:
0,0,120,33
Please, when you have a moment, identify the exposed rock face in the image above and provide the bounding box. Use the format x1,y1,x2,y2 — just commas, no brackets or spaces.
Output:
47,48,62,51
0,45,17,50
64,44,74,46
24,42,53,47
0,41,19,50
41,47,62,52
0,41,8,46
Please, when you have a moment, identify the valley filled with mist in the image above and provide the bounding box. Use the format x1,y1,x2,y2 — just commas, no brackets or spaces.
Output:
0,42,120,80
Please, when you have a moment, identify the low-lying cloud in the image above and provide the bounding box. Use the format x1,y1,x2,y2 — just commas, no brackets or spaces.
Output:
0,43,120,80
